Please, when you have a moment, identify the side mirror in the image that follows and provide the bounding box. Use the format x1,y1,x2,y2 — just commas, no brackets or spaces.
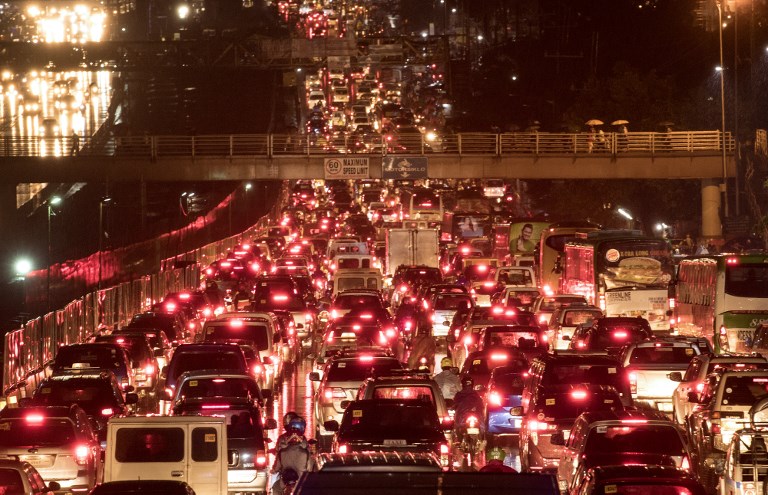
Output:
125,393,139,405
309,372,321,381
509,406,523,416
687,391,700,404
550,430,565,446
340,400,351,409
47,482,61,492
323,420,339,432
263,418,278,430
668,372,683,382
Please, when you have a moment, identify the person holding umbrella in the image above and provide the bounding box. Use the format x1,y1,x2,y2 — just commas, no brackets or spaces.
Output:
585,119,603,153
612,120,629,151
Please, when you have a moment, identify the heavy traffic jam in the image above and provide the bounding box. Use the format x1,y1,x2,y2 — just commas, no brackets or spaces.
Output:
2,178,768,495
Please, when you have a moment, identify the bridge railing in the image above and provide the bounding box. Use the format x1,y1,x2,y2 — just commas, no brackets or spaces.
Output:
0,131,735,158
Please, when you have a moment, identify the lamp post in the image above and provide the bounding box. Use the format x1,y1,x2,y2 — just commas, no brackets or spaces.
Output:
617,207,634,230
717,0,729,219
46,196,62,313
98,197,111,291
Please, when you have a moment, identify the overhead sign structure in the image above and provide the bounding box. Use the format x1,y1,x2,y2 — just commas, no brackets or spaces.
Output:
323,157,370,179
382,156,428,179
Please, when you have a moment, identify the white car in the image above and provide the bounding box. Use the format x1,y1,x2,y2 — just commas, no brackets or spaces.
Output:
331,111,347,129
329,68,345,80
332,88,349,104
308,91,326,107
352,115,371,130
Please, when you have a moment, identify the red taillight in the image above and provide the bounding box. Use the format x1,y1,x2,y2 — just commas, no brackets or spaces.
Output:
256,450,267,467
385,327,396,339
338,444,348,454
202,307,212,317
488,391,503,407
629,372,638,394
145,364,155,375
440,443,449,455
463,335,473,346
253,363,264,375
680,456,690,471
466,415,478,428
571,390,588,400
326,331,335,343
324,388,346,401
695,382,705,393
202,404,231,410
613,331,628,339
669,298,676,309
528,420,551,431
490,353,508,361
101,408,114,416
620,418,648,424
25,414,44,424
75,445,89,465
399,285,408,293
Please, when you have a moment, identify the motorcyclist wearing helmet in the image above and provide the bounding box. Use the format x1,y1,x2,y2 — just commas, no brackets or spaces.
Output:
452,375,485,436
271,416,314,495
480,446,517,473
433,357,461,400
276,411,306,451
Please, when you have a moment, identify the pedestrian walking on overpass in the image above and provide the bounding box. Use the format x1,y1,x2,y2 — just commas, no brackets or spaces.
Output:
70,132,80,156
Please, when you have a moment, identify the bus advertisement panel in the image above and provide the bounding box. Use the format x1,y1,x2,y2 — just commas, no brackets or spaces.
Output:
676,255,768,353
562,234,674,332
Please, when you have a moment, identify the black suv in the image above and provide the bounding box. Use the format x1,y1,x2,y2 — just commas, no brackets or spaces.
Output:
570,316,653,354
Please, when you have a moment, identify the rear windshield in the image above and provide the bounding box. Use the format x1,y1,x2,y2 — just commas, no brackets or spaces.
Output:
337,277,379,291
491,373,527,395
585,425,685,456
338,258,371,269
505,291,540,306
342,403,438,433
561,310,602,327
177,378,258,400
538,297,585,312
0,418,76,447
96,337,152,363
434,295,472,311
204,324,269,351
326,360,402,382
542,364,628,392
628,346,696,365
0,469,23,494
534,391,621,419
224,411,264,441
129,315,176,338
333,296,380,310
115,427,185,463
497,269,533,286
485,328,539,348
54,346,122,370
372,386,435,404
35,380,120,412
398,269,441,286
722,375,768,406
171,352,244,380
591,328,650,349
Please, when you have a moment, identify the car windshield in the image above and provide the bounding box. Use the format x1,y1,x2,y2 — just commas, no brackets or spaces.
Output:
721,375,768,406
542,364,628,392
341,403,439,433
485,328,539,348
326,360,402,382
0,418,76,447
204,324,270,351
585,425,685,456
171,352,243,380
538,297,585,312
337,277,379,291
725,264,768,298
398,269,441,286
372,386,435,404
592,327,650,349
628,346,696,365
534,390,621,419
35,379,120,412
128,315,176,338
177,378,257,400
54,346,122,370
561,310,602,326
0,469,23,495
505,290,540,306
434,295,472,311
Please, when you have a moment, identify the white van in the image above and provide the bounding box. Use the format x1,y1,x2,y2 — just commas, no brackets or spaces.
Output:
332,268,383,297
105,416,227,495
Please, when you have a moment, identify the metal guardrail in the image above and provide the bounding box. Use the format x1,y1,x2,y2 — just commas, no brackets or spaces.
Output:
1,183,291,407
0,131,735,158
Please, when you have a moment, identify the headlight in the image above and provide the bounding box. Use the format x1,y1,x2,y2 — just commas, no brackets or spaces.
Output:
425,131,437,141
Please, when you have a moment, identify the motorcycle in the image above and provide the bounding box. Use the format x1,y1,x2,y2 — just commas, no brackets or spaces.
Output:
281,468,299,495
454,412,483,470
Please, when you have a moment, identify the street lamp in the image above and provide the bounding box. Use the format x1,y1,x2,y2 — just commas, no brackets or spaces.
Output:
98,197,112,291
617,207,634,229
717,0,729,218
14,258,32,279
46,196,62,313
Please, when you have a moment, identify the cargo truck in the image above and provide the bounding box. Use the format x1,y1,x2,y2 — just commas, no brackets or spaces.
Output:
384,228,439,276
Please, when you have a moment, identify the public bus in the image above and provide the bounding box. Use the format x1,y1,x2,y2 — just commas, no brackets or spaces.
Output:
675,254,768,353
405,187,443,226
538,221,601,295
560,231,674,333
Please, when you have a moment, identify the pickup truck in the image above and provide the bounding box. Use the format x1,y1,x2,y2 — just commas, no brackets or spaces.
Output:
616,339,702,413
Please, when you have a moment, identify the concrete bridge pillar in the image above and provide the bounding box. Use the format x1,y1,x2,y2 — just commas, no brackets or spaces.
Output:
701,179,723,238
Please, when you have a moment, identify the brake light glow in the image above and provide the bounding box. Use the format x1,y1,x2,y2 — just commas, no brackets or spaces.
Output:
620,418,648,424
680,456,690,471
202,308,212,317
145,364,155,375
253,363,264,375
504,309,516,317
360,314,373,320
528,420,551,431
338,444,348,454
273,295,289,302
488,391,502,407
463,335,473,346
75,445,89,465
399,285,409,293
179,293,191,300
490,353,508,361
25,414,44,424
669,298,676,309
613,331,628,339
543,285,554,296
385,327,396,339
492,306,503,315
440,443,449,454
324,388,346,400
571,390,588,400
256,450,267,467
726,257,739,265
202,404,231,410
359,355,374,362
477,265,488,272
539,315,547,323
230,319,244,328
483,281,495,288
101,408,114,416
220,262,232,268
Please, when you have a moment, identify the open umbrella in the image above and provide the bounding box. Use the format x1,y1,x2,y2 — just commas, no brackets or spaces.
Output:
585,119,604,126
658,121,675,127
611,120,629,125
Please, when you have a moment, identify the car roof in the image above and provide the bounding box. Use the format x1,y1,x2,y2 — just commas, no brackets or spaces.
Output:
0,405,82,419
535,352,620,365
177,371,255,381
589,465,699,483
317,452,441,472
579,408,672,425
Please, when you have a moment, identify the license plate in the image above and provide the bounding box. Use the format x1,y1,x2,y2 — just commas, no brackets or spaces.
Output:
466,427,480,435
19,455,53,468
383,439,407,446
